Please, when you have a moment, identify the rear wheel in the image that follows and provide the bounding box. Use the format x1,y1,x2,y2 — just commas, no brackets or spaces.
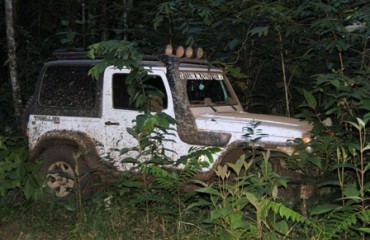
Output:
40,145,96,199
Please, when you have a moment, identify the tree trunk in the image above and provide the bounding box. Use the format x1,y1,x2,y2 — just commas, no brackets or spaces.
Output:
101,0,109,40
4,0,23,119
122,0,133,40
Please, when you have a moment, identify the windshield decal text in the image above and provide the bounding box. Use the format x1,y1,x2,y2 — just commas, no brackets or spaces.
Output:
179,72,223,80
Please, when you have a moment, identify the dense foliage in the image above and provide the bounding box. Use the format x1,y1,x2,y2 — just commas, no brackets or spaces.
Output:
1,0,370,239
1,0,369,121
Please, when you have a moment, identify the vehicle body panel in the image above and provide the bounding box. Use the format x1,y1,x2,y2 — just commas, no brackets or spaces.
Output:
26,53,312,177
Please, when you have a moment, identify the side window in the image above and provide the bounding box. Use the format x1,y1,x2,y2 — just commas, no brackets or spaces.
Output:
112,74,132,110
39,65,96,109
112,73,168,111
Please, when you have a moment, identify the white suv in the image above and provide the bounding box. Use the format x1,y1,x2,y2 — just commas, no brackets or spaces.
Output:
25,50,312,198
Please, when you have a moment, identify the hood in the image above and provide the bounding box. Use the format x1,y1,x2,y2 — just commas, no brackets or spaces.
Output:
195,111,312,145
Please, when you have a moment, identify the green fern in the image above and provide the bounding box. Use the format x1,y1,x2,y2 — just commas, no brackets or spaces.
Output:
263,199,312,225
322,206,367,239
306,204,370,239
359,209,370,223
143,164,171,178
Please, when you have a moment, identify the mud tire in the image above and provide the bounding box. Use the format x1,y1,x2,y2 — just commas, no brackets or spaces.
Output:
40,145,97,200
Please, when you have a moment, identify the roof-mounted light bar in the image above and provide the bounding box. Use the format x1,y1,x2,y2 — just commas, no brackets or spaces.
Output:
176,46,184,58
165,44,204,60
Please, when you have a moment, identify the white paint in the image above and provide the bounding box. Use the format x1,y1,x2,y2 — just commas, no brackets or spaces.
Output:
28,62,312,173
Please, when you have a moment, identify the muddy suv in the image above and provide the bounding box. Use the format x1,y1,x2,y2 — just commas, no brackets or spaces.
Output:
25,49,312,198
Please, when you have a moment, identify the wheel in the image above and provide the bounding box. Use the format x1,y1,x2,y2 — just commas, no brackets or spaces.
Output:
40,145,96,199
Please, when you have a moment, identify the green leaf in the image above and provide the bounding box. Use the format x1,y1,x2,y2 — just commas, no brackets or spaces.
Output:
210,207,233,220
243,159,254,172
360,110,370,121
357,117,366,128
249,26,269,37
121,181,143,189
87,67,100,80
347,142,360,155
229,211,244,226
311,204,339,215
60,38,70,44
121,157,137,164
330,79,340,89
220,229,236,240
272,220,289,235
359,210,370,222
233,197,249,210
229,67,241,78
245,192,258,208
126,127,138,138
120,148,131,154
303,90,317,109
344,120,360,131
343,183,360,198
143,116,158,134
228,39,241,50
63,202,77,212
196,186,222,197
61,20,69,26
187,199,211,210
24,176,40,200
325,106,338,115
357,228,370,234
227,157,244,176
191,179,209,188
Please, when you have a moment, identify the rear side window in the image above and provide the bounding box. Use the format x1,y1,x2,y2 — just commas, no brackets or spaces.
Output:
39,65,96,109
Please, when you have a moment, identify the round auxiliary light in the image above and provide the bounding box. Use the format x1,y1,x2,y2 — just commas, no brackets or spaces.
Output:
176,46,185,57
185,47,193,58
165,44,173,55
196,47,204,59
302,133,311,144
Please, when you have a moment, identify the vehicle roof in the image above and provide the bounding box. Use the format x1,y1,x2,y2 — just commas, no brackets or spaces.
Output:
44,54,221,71
44,59,167,68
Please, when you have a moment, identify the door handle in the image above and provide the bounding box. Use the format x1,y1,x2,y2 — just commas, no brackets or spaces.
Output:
105,121,120,126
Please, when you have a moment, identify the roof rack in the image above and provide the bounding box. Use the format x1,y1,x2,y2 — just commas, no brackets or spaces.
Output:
50,51,208,64
52,51,91,60
51,51,159,61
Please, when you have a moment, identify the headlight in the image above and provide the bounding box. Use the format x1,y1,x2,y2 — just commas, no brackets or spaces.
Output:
302,132,313,152
302,133,311,144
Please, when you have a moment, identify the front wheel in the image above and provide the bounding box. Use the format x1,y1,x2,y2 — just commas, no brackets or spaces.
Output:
40,145,96,199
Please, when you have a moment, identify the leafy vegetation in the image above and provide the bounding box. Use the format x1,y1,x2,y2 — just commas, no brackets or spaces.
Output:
0,135,42,202
1,0,370,239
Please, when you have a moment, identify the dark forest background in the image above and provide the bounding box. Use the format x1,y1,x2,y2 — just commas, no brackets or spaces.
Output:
2,1,370,239
2,0,369,131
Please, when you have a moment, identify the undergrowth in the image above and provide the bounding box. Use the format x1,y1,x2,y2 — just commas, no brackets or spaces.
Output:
2,41,370,239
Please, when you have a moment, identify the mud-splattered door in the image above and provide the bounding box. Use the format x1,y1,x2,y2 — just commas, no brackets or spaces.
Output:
102,68,138,168
102,67,176,169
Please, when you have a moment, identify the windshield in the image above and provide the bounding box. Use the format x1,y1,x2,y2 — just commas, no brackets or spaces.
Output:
181,71,232,105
